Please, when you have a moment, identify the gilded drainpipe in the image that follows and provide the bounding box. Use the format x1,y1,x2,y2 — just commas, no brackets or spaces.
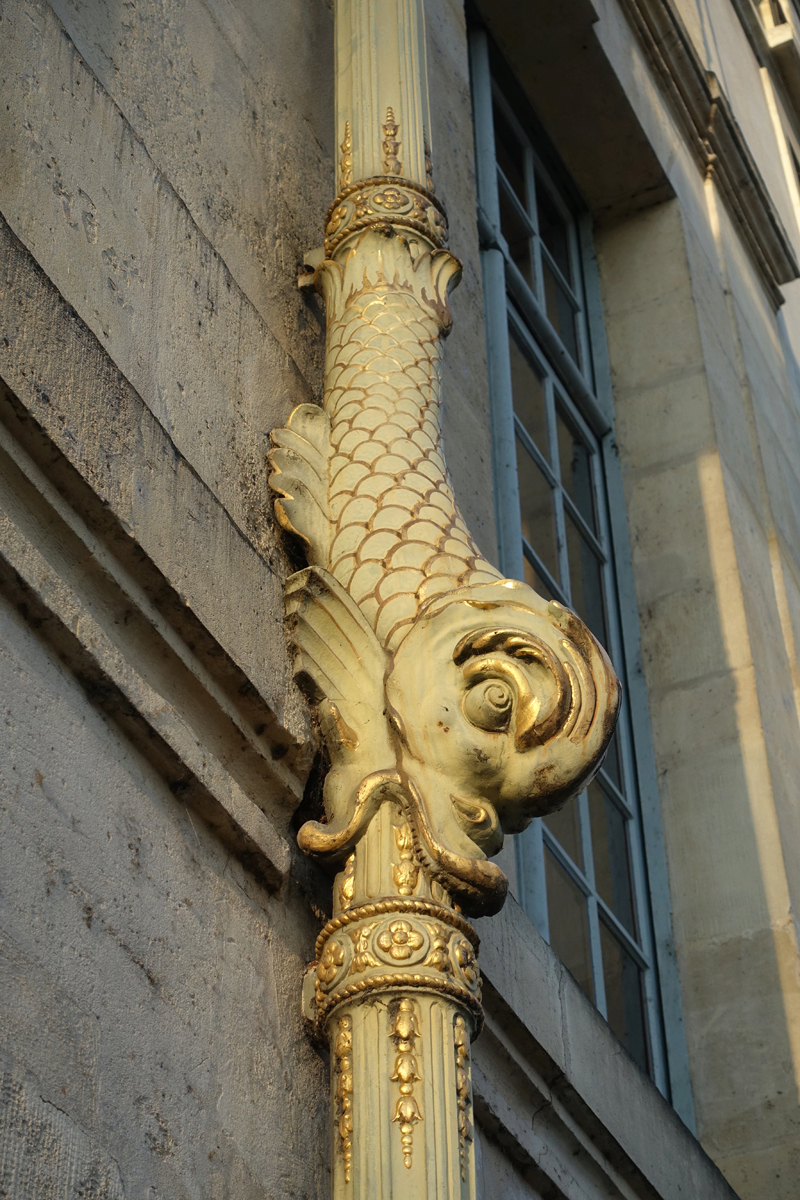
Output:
268,2,621,1197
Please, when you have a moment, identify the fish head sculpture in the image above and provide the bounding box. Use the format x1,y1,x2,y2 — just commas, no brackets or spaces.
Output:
389,579,619,829
288,566,619,916
270,230,620,917
382,579,620,908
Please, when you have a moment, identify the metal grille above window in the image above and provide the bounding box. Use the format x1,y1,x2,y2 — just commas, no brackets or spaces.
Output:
469,29,679,1093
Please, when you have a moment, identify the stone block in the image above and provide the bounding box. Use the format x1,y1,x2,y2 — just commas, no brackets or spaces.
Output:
656,726,773,943
0,1061,124,1200
680,923,800,1200
612,367,716,475
0,0,312,559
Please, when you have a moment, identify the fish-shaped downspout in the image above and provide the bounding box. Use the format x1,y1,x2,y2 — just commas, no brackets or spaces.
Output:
270,202,619,918
268,5,619,1197
289,234,500,649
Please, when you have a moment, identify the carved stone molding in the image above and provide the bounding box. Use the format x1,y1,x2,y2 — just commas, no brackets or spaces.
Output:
617,0,799,301
0,218,301,899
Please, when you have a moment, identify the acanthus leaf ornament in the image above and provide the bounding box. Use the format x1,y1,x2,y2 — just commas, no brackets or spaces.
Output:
270,1,620,1196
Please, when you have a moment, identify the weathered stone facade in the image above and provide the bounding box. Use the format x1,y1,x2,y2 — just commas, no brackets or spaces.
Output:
1,0,799,1197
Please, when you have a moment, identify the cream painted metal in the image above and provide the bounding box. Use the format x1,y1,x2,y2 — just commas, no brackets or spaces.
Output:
335,0,431,187
268,2,620,1197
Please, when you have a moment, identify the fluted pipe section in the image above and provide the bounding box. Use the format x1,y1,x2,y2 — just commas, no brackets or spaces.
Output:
335,0,432,189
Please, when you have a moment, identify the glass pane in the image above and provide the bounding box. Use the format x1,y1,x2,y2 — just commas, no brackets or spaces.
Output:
543,798,583,868
556,409,596,531
509,334,547,452
536,179,572,282
499,184,534,288
601,731,623,790
517,440,559,584
545,850,593,1001
600,921,649,1074
543,259,579,363
588,781,635,934
565,516,606,643
494,104,527,203
522,552,554,601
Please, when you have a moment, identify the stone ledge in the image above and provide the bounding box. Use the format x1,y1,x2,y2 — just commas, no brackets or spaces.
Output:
0,211,310,747
475,896,741,1199
0,414,292,893
0,215,313,894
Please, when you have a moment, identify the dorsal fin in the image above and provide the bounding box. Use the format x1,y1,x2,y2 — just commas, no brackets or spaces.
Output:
286,566,394,835
269,404,332,565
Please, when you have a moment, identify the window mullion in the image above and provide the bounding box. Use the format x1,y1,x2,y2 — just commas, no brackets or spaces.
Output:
575,212,596,393
480,263,524,581
596,899,652,970
513,414,557,485
516,818,549,941
587,895,608,1018
524,144,544,306
469,30,500,226
497,169,536,234
578,792,607,1016
596,769,635,819
561,491,606,560
539,240,582,312
521,540,568,606
545,381,570,601
542,823,591,890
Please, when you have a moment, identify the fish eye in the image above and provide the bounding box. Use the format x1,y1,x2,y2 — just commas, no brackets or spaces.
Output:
462,678,513,733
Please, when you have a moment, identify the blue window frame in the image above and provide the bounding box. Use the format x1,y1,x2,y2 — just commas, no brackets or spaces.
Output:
469,26,695,1123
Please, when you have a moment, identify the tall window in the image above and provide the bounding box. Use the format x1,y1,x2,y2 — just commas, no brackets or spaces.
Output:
470,33,672,1089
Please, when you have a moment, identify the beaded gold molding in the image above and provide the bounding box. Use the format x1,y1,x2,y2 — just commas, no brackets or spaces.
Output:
334,1015,354,1183
312,895,485,1034
324,176,449,255
315,897,480,960
454,1015,472,1181
317,971,484,1031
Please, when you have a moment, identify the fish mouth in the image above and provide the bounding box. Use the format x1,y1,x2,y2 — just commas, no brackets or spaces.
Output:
297,767,509,918
450,794,503,857
397,775,509,917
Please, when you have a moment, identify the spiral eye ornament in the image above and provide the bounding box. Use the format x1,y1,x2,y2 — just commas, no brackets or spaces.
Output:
462,679,514,733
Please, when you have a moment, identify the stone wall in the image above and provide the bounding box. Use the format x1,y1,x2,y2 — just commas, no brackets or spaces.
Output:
0,0,779,1197
0,0,334,1193
593,2,800,1195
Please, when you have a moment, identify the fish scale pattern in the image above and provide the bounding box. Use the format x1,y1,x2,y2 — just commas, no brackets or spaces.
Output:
324,282,501,650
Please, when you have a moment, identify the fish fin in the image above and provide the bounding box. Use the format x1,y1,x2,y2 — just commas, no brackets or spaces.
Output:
269,404,332,564
285,566,390,757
